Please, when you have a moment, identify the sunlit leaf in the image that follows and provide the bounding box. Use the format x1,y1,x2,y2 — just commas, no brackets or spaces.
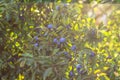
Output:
15,42,20,47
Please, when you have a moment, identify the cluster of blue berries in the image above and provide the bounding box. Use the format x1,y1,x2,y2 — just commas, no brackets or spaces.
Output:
55,4,67,11
53,37,66,45
69,64,82,77
34,23,96,79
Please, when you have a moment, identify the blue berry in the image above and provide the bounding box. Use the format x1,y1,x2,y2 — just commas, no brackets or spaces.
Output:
90,52,95,57
57,41,60,45
34,43,38,47
56,6,60,10
53,38,58,43
91,29,95,35
71,45,76,51
34,36,39,40
64,4,67,7
64,52,68,55
76,64,82,71
69,71,74,77
59,37,66,43
66,25,71,29
47,24,53,29
107,55,112,59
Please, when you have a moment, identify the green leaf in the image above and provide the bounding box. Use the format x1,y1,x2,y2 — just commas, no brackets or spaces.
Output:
21,53,33,58
26,58,34,66
43,67,52,80
53,77,57,80
20,60,26,68
10,32,14,37
8,63,15,69
53,48,59,54
32,71,36,80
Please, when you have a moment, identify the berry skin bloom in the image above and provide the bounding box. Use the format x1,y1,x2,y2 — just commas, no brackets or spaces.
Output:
34,36,39,40
64,4,67,7
57,41,60,45
59,37,66,43
64,52,68,55
91,29,96,35
47,24,53,29
69,71,74,77
53,38,58,43
56,6,60,10
66,24,71,29
76,64,82,71
71,45,76,51
34,43,38,47
90,52,95,57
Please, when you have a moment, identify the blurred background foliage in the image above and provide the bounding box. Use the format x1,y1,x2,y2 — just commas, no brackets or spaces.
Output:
0,0,120,80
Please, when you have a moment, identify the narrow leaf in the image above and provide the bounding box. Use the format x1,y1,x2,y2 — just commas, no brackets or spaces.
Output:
43,67,52,80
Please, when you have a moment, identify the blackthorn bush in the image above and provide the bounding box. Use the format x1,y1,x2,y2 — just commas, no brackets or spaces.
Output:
0,1,120,80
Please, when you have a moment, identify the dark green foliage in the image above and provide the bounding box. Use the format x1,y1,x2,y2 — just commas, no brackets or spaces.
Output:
0,0,120,80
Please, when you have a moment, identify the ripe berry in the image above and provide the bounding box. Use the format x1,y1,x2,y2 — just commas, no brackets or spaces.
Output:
76,64,82,71
57,41,60,45
34,43,38,47
91,29,96,35
56,6,60,10
90,52,95,57
59,37,66,43
47,24,53,29
66,24,71,29
64,52,68,55
53,38,58,43
34,36,39,40
64,4,67,7
71,45,76,51
69,71,74,77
